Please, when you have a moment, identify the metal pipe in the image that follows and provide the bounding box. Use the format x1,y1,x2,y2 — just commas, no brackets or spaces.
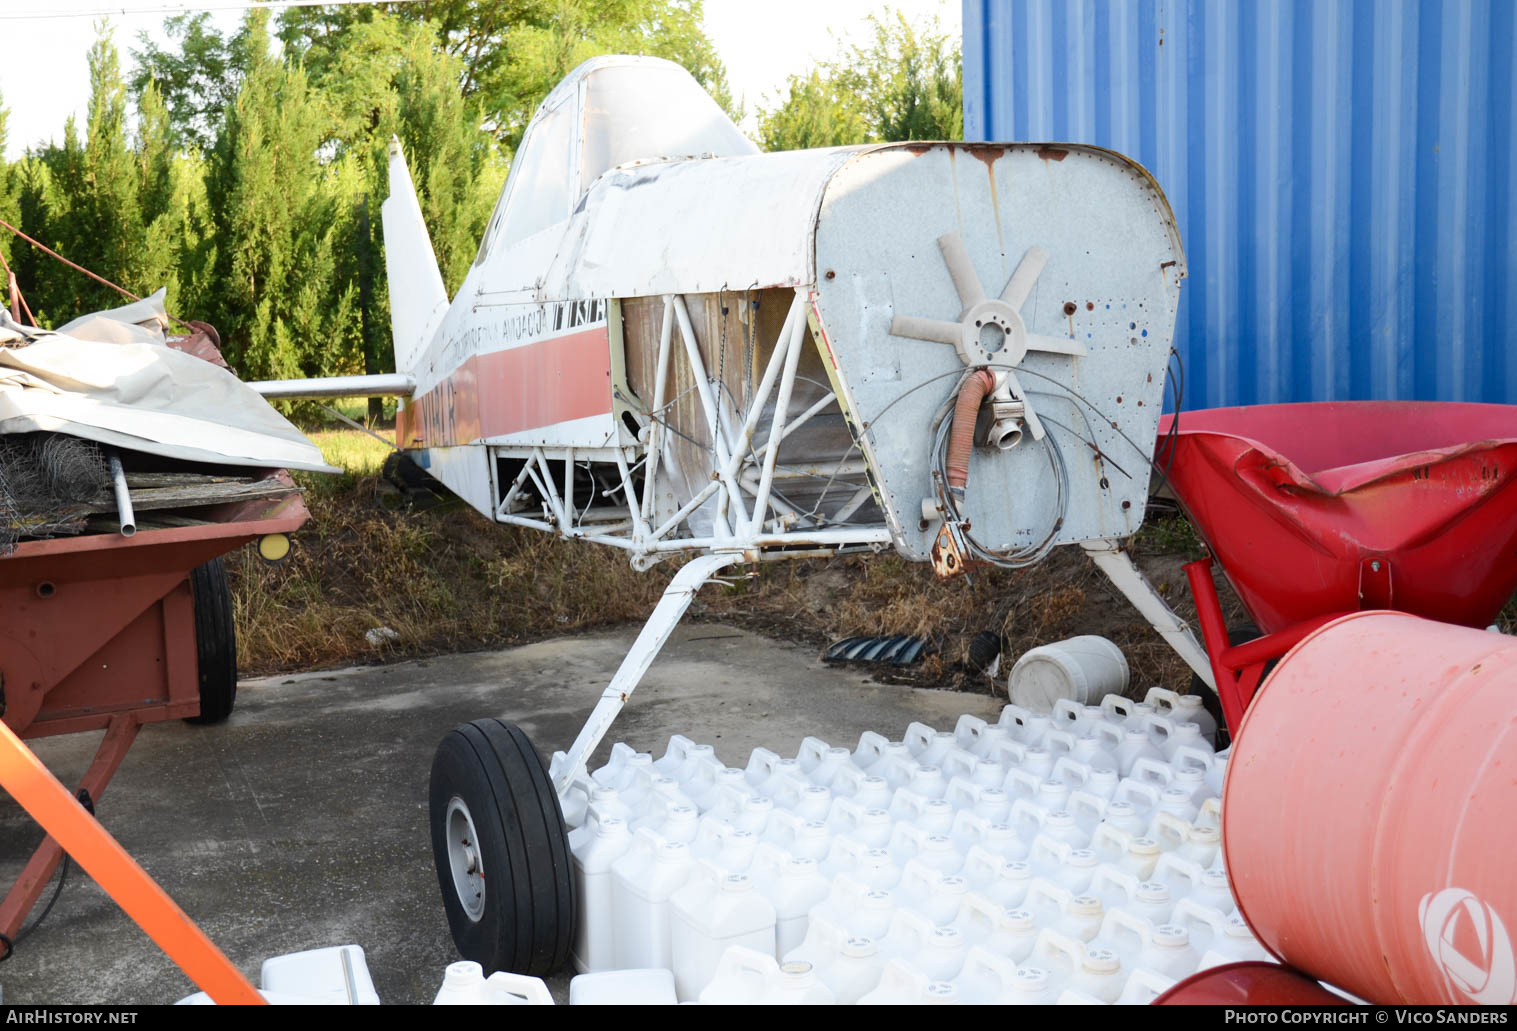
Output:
649,479,721,542
649,526,893,551
831,484,876,523
248,373,415,400
671,295,749,535
745,291,809,535
640,297,676,524
108,454,135,537
774,391,838,446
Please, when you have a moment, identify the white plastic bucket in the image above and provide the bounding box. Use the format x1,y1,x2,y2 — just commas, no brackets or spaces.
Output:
1008,636,1129,711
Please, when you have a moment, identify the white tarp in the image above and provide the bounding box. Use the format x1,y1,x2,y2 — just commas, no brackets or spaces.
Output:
0,301,336,473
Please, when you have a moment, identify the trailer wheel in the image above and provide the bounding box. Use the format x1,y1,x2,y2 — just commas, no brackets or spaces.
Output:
429,719,575,976
185,558,237,724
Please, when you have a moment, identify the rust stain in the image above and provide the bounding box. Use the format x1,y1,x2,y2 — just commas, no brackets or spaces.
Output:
950,148,962,227
986,164,1003,252
968,147,1000,174
902,142,936,156
1036,146,1068,163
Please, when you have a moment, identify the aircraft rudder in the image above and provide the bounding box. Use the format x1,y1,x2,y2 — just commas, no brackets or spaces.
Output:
381,136,449,376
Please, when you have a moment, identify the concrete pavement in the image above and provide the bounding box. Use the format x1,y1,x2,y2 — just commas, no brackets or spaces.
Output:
0,623,998,1005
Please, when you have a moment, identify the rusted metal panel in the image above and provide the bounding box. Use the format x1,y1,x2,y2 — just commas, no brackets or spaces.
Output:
964,0,1517,409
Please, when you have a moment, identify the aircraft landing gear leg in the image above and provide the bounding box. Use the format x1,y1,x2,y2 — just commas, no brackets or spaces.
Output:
426,550,741,975
547,551,744,794
1082,539,1215,691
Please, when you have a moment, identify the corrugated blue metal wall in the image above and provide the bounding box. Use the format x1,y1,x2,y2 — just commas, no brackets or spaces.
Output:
964,0,1517,410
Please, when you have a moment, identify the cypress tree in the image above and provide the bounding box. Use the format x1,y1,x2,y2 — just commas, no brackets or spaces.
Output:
206,10,359,380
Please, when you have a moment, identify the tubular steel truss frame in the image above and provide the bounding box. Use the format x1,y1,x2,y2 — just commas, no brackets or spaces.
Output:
490,289,893,573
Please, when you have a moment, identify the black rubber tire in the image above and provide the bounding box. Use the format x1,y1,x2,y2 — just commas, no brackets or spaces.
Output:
429,719,576,976
185,558,237,725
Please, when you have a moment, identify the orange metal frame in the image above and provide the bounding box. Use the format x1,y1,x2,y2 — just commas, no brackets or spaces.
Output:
0,715,263,1003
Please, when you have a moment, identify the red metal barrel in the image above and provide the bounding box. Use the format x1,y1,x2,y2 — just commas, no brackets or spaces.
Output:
1223,612,1517,1005
1154,963,1350,1006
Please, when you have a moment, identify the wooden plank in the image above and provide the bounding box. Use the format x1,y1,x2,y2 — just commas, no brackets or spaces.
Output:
123,473,256,490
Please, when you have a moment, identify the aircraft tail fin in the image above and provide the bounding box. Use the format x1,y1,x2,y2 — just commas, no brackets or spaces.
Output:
381,137,449,376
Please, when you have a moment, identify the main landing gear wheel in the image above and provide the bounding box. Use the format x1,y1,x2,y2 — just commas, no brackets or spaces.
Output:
428,718,576,976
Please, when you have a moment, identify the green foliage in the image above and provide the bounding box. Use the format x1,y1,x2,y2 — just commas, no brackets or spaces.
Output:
8,1,732,383
129,13,257,152
0,88,16,280
274,0,738,154
203,11,360,381
759,6,963,151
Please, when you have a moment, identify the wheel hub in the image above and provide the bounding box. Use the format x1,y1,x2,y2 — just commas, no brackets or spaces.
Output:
445,796,486,921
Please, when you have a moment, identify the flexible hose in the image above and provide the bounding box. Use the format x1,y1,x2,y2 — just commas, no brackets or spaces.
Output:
947,369,996,491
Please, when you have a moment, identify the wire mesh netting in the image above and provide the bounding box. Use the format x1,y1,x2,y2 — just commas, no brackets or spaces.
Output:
0,433,110,553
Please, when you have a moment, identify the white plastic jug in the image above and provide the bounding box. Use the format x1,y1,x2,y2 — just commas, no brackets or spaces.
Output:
764,961,836,1004
593,743,652,791
998,704,1055,747
904,722,958,766
610,828,694,970
1003,966,1058,1005
1114,966,1178,1005
570,812,633,973
896,860,970,926
568,968,678,1005
433,961,554,1005
949,810,1025,863
1136,923,1201,980
809,876,896,939
979,858,1034,911
948,944,1020,1003
1030,926,1088,990
946,780,1014,825
1067,947,1125,1004
671,865,778,1001
851,732,911,776
637,800,700,842
681,754,729,811
825,796,893,848
828,936,887,1004
789,784,834,823
696,946,773,1004
1093,904,1155,968
1008,636,1129,711
856,958,946,1005
888,788,953,832
752,849,830,958
1144,686,1219,747
1115,727,1166,776
258,945,380,1005
831,765,893,809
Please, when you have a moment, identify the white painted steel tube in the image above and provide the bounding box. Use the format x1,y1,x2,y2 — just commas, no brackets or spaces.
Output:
108,454,135,537
248,373,414,399
745,291,809,536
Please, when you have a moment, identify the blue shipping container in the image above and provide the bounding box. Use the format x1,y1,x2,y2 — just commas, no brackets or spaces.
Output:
963,0,1517,410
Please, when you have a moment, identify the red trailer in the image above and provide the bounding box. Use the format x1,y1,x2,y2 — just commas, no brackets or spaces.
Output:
0,484,308,946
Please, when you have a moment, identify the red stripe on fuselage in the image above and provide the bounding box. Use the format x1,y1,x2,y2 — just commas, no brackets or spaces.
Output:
399,326,612,447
